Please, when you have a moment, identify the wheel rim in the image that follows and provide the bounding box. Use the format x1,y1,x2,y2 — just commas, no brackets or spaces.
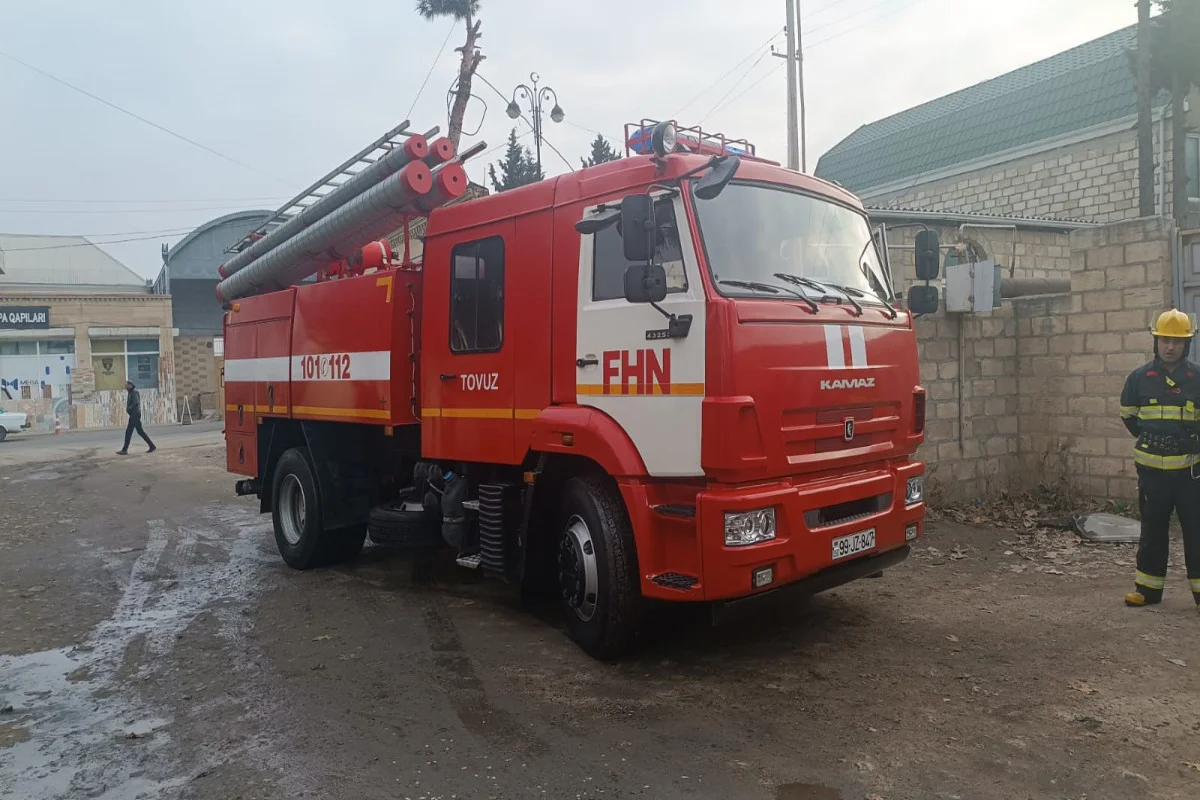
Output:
279,474,306,546
558,515,599,622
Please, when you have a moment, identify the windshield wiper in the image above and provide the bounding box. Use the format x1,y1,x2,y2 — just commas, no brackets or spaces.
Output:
773,273,863,317
718,279,818,313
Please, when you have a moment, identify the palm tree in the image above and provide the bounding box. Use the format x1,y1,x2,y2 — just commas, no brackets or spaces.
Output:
416,0,483,149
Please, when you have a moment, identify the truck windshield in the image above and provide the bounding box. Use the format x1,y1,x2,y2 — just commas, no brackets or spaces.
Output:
692,181,890,302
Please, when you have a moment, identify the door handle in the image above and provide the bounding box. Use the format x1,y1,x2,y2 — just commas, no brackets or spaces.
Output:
440,373,458,381
576,357,599,368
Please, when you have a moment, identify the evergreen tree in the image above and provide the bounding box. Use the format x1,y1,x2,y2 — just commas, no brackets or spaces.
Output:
488,129,542,192
580,134,621,168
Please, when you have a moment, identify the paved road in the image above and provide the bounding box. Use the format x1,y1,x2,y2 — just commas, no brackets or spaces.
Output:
0,421,223,468
2,440,1198,799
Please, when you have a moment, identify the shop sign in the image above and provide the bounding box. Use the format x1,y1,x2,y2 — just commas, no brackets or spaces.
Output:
0,306,50,330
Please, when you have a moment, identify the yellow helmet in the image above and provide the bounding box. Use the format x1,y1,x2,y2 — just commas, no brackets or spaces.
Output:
1151,309,1196,338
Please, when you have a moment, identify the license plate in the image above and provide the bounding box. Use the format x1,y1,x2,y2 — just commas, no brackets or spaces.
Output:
832,528,876,561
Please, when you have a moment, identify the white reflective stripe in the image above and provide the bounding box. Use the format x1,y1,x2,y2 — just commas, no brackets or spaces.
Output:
848,325,868,367
291,351,391,382
823,325,845,368
223,357,289,383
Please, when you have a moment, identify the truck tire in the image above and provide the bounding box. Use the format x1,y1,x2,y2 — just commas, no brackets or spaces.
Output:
271,447,359,569
556,474,642,660
367,497,443,549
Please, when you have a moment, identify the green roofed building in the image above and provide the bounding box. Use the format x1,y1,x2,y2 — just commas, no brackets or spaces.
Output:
815,25,1200,223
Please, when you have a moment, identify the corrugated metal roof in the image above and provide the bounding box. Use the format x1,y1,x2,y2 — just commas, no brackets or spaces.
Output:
815,25,1163,194
0,233,148,290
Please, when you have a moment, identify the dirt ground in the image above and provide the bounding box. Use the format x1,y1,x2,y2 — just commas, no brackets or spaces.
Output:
2,436,1199,800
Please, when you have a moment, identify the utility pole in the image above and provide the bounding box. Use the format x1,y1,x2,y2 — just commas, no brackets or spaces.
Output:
1136,0,1155,217
777,0,806,172
784,0,799,171
796,0,807,172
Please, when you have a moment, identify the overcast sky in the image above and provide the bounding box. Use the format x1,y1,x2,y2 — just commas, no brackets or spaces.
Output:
0,0,1137,279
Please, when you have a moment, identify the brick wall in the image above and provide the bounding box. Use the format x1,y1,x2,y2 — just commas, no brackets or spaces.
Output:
915,217,1174,503
864,90,1200,224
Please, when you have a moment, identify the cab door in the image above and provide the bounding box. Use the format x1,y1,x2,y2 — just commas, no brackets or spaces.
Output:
421,226,517,464
573,195,707,477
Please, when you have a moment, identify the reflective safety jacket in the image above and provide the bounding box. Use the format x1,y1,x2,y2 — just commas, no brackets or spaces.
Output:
1120,360,1200,470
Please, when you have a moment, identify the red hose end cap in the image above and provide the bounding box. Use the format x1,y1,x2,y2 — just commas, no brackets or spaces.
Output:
433,162,467,200
428,137,455,164
404,135,430,161
218,263,229,278
400,161,433,196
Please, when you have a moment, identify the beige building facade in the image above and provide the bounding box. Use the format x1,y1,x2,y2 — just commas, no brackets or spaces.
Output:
0,235,177,433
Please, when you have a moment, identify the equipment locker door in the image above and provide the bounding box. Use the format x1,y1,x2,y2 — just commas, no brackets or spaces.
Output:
573,195,707,477
422,227,517,464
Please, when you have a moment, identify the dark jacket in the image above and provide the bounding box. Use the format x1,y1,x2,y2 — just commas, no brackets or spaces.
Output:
1119,359,1200,470
126,387,141,419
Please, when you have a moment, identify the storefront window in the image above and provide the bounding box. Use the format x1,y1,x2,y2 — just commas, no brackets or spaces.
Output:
90,338,160,391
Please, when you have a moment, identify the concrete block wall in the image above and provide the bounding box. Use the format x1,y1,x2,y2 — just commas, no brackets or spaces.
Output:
1017,218,1173,501
915,217,1174,503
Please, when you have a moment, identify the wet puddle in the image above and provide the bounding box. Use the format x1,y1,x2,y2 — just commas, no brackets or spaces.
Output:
0,507,269,799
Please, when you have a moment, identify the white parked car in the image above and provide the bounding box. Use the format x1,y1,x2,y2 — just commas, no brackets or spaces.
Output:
0,409,31,442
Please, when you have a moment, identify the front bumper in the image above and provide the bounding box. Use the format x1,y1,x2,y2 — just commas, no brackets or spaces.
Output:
627,460,925,602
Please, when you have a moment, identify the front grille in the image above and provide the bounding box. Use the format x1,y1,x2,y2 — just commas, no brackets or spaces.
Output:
804,492,891,529
652,572,699,591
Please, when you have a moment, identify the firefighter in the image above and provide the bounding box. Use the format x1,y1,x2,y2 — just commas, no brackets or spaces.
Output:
1119,309,1200,610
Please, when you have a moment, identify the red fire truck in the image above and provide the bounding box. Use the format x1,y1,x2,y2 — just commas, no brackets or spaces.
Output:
218,120,941,659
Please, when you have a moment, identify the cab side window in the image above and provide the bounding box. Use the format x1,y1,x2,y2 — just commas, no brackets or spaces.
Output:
450,236,505,353
591,198,687,301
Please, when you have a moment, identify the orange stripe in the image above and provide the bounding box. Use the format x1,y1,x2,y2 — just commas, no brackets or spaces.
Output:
421,407,543,420
292,405,392,420
576,383,705,397
225,404,258,413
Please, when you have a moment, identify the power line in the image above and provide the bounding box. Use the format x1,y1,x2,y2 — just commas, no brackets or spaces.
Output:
671,27,785,119
0,230,193,252
0,48,294,187
0,204,272,215
699,47,775,124
0,196,288,205
807,0,924,47
405,22,457,121
709,60,786,119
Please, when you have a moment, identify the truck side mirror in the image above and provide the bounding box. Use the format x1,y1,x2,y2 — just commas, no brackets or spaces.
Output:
915,230,940,280
907,284,940,315
624,264,667,304
620,194,654,263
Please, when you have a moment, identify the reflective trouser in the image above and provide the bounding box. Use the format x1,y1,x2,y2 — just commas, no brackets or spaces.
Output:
1134,465,1200,604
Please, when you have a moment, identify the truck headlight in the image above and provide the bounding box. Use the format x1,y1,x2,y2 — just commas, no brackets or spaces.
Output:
724,507,776,547
905,476,924,506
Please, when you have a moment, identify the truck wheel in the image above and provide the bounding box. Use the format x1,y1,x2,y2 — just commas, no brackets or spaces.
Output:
367,496,443,548
272,447,332,570
556,475,642,660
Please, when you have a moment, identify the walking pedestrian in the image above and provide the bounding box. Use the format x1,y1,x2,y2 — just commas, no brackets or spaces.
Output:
116,380,156,455
1119,309,1200,611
